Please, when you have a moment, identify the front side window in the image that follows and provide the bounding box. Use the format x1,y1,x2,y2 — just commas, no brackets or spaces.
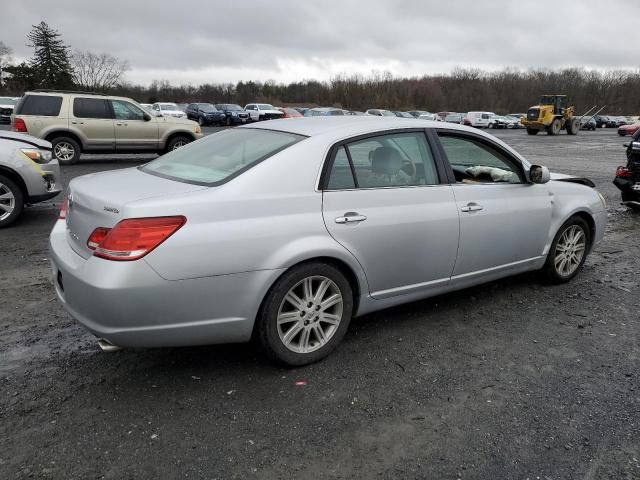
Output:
73,98,111,119
111,100,145,121
142,128,305,186
16,95,62,116
326,131,439,189
438,134,522,184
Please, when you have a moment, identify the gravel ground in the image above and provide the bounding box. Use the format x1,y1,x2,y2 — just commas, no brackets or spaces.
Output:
0,126,638,480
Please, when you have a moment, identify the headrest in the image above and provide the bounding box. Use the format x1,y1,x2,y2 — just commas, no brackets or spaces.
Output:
371,147,403,174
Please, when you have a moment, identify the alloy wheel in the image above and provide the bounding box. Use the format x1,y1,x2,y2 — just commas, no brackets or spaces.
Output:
276,276,343,354
172,140,187,150
54,142,75,162
0,182,16,221
554,224,586,277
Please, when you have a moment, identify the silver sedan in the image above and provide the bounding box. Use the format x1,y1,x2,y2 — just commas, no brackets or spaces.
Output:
49,117,607,365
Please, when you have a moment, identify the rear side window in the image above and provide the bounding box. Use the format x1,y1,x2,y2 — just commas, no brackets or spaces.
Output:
15,95,62,116
142,128,305,186
73,98,111,119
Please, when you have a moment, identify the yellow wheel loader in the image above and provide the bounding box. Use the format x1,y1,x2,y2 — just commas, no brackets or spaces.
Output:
521,95,580,136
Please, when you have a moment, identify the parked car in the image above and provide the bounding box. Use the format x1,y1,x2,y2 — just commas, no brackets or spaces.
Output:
49,117,606,366
613,127,640,208
277,107,304,118
346,111,365,116
418,113,438,121
504,115,524,129
594,115,611,128
293,107,309,115
0,131,61,227
580,117,597,131
215,104,250,125
0,97,19,124
444,113,464,124
304,107,345,117
466,111,493,128
394,111,414,118
151,102,187,119
618,123,640,136
488,115,509,129
408,111,431,118
12,91,202,164
244,103,284,121
185,103,226,126
366,109,396,117
612,116,628,127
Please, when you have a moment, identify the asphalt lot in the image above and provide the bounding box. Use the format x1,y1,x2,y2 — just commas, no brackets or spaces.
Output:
1,125,639,479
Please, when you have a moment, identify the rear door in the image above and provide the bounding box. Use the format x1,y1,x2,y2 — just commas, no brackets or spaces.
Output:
110,99,159,150
434,130,552,278
71,97,115,150
322,130,460,299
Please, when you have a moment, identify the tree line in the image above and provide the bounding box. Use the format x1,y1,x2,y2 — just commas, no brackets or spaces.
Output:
1,23,639,115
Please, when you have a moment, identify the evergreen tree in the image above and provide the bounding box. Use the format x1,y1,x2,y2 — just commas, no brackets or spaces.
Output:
27,21,73,89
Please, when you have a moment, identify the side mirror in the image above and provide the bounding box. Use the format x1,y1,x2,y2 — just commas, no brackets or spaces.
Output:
530,165,550,184
143,113,151,121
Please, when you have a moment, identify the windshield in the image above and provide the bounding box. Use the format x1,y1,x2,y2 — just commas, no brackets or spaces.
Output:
258,104,275,110
160,103,178,110
0,97,17,106
142,128,305,185
198,104,216,112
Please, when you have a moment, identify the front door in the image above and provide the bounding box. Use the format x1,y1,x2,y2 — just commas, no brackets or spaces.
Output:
110,100,159,150
322,130,460,298
435,132,552,278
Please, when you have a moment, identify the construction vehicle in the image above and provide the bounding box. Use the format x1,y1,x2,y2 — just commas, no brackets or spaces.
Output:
521,95,581,136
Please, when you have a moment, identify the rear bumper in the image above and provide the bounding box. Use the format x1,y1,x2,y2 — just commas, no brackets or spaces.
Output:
49,220,284,348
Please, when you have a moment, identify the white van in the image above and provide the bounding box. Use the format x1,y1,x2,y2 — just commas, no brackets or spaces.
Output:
466,111,494,128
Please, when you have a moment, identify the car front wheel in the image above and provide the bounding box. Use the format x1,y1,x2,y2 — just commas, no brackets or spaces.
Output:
542,216,591,283
166,136,192,152
256,262,353,366
0,174,24,228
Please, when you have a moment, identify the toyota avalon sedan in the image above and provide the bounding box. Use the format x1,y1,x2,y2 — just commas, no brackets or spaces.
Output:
50,117,607,366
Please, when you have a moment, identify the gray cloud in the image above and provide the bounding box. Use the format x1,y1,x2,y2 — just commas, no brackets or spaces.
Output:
3,0,639,84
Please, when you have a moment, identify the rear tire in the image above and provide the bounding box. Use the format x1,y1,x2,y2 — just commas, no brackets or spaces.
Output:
0,175,24,228
226,116,232,127
255,262,353,366
547,118,562,135
542,216,591,283
166,135,192,152
51,136,81,165
527,128,539,135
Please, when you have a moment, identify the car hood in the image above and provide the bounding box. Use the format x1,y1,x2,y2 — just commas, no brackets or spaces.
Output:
0,131,51,148
156,116,199,127
160,110,185,115
550,172,595,187
260,109,284,115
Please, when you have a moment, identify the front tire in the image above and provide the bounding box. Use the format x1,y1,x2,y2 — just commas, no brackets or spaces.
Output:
166,135,192,152
566,117,579,135
51,136,81,165
255,262,353,366
198,117,205,127
542,216,591,283
0,175,24,228
547,118,562,135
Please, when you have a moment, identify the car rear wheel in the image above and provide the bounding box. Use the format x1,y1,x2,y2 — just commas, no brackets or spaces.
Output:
52,136,81,165
0,174,24,228
542,216,590,283
255,262,353,366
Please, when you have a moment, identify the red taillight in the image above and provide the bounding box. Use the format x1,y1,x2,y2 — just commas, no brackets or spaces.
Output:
616,166,632,178
59,196,68,219
87,227,111,250
12,118,27,133
92,216,186,261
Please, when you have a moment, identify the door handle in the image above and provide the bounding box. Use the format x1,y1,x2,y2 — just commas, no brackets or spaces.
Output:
71,121,84,125
115,123,128,126
460,203,484,212
335,212,367,224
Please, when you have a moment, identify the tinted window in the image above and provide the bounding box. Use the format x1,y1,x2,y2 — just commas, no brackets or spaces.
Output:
327,132,439,189
16,95,62,116
73,98,111,119
142,128,305,185
111,100,145,121
438,134,522,184
327,147,355,190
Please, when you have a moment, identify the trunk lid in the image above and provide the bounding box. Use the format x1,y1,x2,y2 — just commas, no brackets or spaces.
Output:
65,167,205,259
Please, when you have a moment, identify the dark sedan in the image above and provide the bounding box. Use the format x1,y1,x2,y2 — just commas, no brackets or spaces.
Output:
215,104,251,126
185,103,226,126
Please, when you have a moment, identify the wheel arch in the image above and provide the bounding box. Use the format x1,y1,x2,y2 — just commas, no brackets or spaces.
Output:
163,130,197,149
571,210,597,252
44,130,84,149
0,165,28,199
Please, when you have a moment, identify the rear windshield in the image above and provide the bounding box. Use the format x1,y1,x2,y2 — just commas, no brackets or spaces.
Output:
141,128,305,186
15,95,63,116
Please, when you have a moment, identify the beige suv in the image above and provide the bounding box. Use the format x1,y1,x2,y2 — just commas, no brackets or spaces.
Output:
11,90,203,164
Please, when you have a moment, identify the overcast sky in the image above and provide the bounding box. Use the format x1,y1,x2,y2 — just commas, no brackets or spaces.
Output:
3,0,639,85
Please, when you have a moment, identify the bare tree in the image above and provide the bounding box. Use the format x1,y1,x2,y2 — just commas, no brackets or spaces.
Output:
70,50,129,91
0,41,13,87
